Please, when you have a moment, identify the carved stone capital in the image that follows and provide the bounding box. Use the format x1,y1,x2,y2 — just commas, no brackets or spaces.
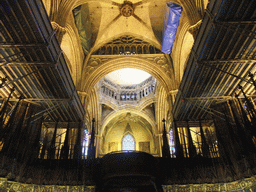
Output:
51,22,66,33
51,21,66,42
154,56,167,65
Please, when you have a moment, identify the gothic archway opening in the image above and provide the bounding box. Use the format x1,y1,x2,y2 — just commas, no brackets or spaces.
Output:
82,36,175,158
85,65,170,157
100,111,156,156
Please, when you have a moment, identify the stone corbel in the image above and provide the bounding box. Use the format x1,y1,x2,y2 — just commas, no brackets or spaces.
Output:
168,89,178,104
77,91,88,96
51,21,66,42
168,89,178,97
77,91,88,105
188,19,202,38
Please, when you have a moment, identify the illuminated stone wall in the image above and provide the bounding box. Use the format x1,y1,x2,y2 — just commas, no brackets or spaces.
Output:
103,121,154,154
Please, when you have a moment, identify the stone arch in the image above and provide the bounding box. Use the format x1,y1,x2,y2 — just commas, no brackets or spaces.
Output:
139,97,156,111
155,84,169,132
100,100,118,113
81,56,176,101
172,20,194,82
100,108,157,137
61,23,84,86
101,110,156,154
179,31,194,81
86,86,100,132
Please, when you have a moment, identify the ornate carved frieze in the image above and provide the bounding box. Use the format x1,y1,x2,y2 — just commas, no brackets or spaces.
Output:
154,56,167,65
163,175,256,192
86,54,172,77
0,178,95,192
1,175,256,191
153,56,173,77
84,57,112,77
92,35,161,55
83,54,174,93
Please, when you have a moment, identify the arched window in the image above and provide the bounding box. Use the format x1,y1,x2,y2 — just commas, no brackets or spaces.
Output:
122,133,135,151
82,129,89,157
169,129,176,157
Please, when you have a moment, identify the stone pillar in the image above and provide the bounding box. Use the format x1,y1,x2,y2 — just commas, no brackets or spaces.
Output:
95,134,102,158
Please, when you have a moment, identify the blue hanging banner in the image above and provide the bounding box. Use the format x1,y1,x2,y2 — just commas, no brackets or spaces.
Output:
162,3,183,54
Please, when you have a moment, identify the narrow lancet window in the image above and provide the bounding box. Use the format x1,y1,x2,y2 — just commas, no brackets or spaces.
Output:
82,129,89,156
122,133,135,151
169,129,176,157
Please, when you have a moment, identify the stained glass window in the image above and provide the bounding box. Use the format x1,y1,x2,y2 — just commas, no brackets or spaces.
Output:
82,129,89,156
122,133,135,151
169,129,176,157
243,102,248,110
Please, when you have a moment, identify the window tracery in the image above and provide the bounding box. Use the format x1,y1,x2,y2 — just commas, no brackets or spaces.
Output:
93,35,161,55
122,133,135,151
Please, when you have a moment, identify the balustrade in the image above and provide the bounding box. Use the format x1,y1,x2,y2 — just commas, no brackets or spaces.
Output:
93,35,161,55
100,77,156,102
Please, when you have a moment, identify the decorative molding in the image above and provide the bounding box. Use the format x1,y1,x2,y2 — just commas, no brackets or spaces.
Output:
163,175,256,192
154,56,168,65
81,53,175,98
153,56,174,78
0,177,95,192
92,35,161,55
87,57,114,69
85,54,172,79
84,57,112,77
5,171,253,191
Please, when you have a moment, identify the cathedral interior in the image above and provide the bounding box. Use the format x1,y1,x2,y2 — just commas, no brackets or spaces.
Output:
0,0,256,191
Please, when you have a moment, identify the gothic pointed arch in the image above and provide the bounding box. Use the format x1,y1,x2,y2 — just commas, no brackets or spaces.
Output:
81,56,176,104
100,109,156,137
122,131,135,151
